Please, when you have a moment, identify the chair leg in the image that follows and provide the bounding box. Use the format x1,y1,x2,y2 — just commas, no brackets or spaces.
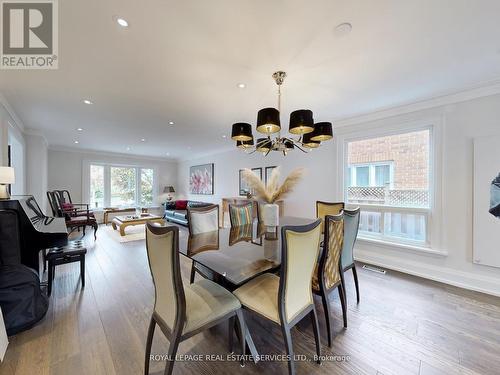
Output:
93,223,98,240
228,316,235,353
320,291,333,347
310,308,321,364
80,256,85,289
236,309,246,367
83,225,86,235
281,325,296,375
189,262,196,284
352,265,360,303
164,334,181,375
144,317,156,375
338,285,347,328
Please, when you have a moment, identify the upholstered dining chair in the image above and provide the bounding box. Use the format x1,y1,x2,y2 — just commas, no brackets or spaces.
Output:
187,204,219,283
234,219,323,375
316,201,345,232
341,207,361,303
229,202,254,227
144,223,246,375
312,213,347,347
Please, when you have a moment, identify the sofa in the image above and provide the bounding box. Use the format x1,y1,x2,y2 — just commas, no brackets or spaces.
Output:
164,200,212,226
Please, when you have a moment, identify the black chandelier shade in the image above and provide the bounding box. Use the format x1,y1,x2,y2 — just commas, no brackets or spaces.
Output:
231,122,253,141
256,138,272,152
236,137,254,149
302,130,321,148
289,109,314,135
256,108,281,135
310,122,333,141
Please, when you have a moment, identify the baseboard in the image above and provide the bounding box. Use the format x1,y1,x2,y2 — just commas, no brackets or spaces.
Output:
355,248,500,297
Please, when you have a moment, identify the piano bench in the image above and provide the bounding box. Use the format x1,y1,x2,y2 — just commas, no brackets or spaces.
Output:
45,240,87,297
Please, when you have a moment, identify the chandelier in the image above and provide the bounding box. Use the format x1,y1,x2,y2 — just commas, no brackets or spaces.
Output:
231,71,333,156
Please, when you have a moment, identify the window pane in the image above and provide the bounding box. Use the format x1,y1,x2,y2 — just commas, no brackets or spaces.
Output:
347,129,430,208
383,212,426,242
110,167,136,206
356,166,369,187
359,211,382,235
375,165,390,186
140,168,154,206
90,165,104,208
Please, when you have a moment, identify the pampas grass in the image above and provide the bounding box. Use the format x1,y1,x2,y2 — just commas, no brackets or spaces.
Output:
242,167,305,203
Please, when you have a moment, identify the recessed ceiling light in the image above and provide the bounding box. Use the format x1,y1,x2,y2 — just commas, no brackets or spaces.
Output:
126,147,131,151
83,99,93,105
222,135,227,138
237,83,246,89
169,121,174,125
77,127,83,131
166,152,170,156
116,17,129,27
334,22,352,36
141,138,146,142
74,140,79,144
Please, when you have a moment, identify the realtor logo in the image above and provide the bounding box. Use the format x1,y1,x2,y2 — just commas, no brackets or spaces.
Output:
1,0,58,69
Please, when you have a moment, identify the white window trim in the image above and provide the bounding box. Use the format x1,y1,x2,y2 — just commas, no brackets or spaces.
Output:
82,160,158,209
349,161,394,188
334,116,444,254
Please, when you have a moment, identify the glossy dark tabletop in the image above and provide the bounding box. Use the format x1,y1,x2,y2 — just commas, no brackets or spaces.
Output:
179,216,315,286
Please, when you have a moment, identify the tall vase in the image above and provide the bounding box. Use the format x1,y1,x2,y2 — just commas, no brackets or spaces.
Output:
262,203,279,230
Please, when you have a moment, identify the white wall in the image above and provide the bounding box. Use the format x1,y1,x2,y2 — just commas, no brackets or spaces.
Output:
47,148,177,207
8,131,26,195
177,93,500,296
25,133,48,211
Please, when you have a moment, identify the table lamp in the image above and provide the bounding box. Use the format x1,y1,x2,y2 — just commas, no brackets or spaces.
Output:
163,186,175,201
0,167,15,199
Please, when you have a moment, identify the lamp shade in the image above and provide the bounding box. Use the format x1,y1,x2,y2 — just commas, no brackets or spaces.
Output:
310,122,333,141
0,167,15,184
256,108,280,135
302,131,321,148
163,185,175,193
231,123,253,141
289,109,314,135
256,138,272,152
236,137,254,149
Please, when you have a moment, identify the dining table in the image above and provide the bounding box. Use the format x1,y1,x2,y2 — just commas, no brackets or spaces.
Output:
178,216,317,362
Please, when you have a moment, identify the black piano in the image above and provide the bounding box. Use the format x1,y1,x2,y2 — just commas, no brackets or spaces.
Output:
0,195,68,335
0,195,68,271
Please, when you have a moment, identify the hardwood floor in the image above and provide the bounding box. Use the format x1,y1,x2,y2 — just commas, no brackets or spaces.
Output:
1,224,500,375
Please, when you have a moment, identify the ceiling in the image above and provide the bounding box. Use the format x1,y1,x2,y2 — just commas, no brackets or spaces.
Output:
1,0,500,160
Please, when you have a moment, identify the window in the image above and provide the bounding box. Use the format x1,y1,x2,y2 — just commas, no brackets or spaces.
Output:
345,128,431,245
88,164,156,208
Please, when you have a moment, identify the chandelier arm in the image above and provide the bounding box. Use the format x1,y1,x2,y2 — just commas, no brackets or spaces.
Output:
291,141,309,153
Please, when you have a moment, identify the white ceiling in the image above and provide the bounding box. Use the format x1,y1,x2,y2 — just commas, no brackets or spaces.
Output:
1,0,500,160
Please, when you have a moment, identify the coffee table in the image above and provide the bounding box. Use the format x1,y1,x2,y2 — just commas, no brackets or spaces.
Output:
111,214,165,236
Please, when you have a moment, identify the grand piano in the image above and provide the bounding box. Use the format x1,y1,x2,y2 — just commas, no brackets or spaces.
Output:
0,195,68,335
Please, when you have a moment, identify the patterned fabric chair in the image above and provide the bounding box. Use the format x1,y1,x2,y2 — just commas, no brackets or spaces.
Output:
341,207,361,303
47,191,98,239
234,219,323,375
312,213,347,347
316,201,344,233
144,224,246,375
229,202,254,227
187,204,219,283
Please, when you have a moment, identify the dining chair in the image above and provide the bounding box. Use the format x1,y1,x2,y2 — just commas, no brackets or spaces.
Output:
187,204,219,283
316,201,345,232
341,207,361,303
312,213,347,347
229,202,254,227
234,219,323,375
144,223,246,375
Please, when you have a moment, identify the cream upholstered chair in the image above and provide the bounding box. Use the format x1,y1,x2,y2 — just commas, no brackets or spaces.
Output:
341,207,361,303
316,201,344,232
234,219,322,375
187,204,219,283
144,223,246,375
312,213,347,347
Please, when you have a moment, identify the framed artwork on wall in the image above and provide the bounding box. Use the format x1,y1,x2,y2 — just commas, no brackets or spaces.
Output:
239,168,262,196
473,136,500,269
265,166,277,187
189,163,214,195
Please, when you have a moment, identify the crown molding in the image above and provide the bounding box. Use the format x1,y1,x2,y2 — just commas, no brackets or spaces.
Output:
24,128,49,146
0,93,26,132
48,145,177,163
334,77,500,128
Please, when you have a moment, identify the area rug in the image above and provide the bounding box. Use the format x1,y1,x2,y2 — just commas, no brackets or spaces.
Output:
103,223,146,243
